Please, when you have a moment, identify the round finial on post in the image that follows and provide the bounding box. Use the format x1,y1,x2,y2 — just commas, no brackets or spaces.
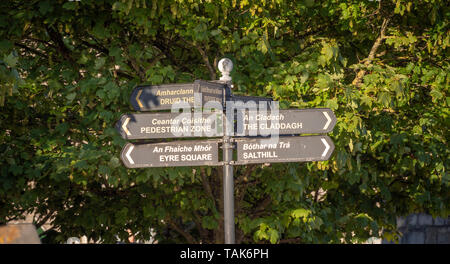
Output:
218,58,233,82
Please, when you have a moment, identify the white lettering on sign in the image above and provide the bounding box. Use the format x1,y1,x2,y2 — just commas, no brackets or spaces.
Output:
244,113,285,121
153,147,163,153
243,151,278,159
152,118,180,125
164,145,193,152
242,143,277,150
278,141,291,149
259,122,302,130
243,123,258,130
240,141,294,160
156,88,194,96
201,86,222,95
194,145,212,152
181,154,213,161
160,154,180,162
181,117,212,125
157,144,215,163
139,125,213,134
158,153,213,163
160,97,194,105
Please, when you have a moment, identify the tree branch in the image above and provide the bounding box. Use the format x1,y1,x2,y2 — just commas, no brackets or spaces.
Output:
144,53,166,73
200,168,217,208
24,37,57,49
35,212,54,229
251,196,272,218
279,237,302,243
352,18,390,87
44,24,76,65
119,32,146,82
194,43,216,80
14,42,49,59
80,40,109,54
124,50,146,81
236,165,259,214
116,69,135,80
191,210,209,243
167,218,197,244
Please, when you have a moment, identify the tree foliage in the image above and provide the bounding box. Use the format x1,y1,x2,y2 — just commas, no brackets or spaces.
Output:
0,0,448,243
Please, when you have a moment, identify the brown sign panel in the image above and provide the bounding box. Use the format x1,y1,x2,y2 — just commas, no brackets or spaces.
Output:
130,80,226,111
116,112,224,140
233,108,336,136
121,140,221,168
234,136,334,165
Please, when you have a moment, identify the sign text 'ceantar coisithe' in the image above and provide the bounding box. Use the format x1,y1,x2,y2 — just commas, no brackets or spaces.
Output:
116,112,223,140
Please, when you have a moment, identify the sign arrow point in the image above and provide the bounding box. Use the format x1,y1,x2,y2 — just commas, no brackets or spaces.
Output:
126,144,135,165
122,117,131,136
323,111,332,130
321,138,330,157
136,89,143,108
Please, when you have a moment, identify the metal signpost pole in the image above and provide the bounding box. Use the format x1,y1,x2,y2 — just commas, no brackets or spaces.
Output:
218,58,235,244
223,130,235,244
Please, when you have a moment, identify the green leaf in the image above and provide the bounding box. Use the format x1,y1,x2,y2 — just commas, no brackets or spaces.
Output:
66,92,76,102
269,229,279,244
378,92,391,107
257,38,268,54
314,74,332,91
143,205,153,218
360,94,373,107
202,216,218,229
109,46,122,58
62,2,77,10
325,98,338,110
39,1,53,14
115,207,128,224
430,89,443,102
0,40,13,53
3,53,18,67
74,160,88,170
299,71,309,84
95,57,106,70
291,208,311,219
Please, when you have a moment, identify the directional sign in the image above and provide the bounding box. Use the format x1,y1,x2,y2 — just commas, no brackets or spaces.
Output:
130,80,227,111
116,112,223,140
234,108,336,136
234,136,334,165
121,140,221,168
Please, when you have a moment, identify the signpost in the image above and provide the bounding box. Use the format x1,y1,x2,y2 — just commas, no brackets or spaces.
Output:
130,80,228,111
235,136,334,165
234,108,336,136
115,112,223,140
121,140,221,168
115,58,337,244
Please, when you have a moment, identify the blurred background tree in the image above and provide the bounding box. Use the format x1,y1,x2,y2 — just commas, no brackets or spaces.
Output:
0,0,448,243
